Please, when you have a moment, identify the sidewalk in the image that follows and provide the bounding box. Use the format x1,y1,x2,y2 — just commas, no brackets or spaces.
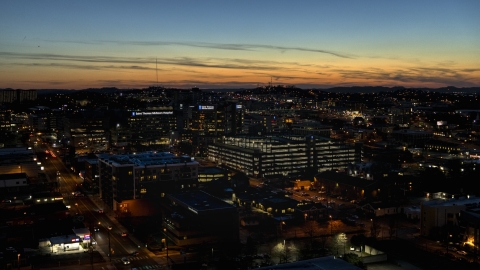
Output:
88,194,166,266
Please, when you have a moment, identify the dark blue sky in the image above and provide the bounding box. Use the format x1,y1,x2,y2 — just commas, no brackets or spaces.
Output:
1,1,479,89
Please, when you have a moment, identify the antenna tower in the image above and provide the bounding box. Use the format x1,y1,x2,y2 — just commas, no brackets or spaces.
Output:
156,58,159,88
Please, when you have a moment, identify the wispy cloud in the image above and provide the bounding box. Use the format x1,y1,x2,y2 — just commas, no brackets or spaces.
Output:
0,51,327,73
4,62,156,71
42,39,355,59
334,66,478,86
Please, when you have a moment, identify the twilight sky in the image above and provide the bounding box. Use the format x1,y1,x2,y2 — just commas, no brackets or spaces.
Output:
1,1,479,89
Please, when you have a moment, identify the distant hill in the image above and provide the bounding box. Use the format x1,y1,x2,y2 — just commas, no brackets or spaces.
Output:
14,86,480,95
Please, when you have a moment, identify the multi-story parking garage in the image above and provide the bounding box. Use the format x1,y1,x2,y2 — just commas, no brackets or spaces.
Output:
207,135,359,178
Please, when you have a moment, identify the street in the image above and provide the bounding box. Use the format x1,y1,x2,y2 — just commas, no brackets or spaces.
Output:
38,143,169,269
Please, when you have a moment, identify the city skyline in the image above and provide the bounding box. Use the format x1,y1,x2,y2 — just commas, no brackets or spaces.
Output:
1,1,479,90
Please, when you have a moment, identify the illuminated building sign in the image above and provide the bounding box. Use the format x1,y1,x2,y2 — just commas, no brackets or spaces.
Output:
131,111,174,116
84,234,90,240
198,105,214,110
236,105,242,109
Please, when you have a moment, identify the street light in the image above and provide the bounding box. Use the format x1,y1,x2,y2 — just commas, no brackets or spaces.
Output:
164,228,169,267
17,254,20,270
108,226,112,262
340,233,347,256
329,215,333,234
304,213,307,224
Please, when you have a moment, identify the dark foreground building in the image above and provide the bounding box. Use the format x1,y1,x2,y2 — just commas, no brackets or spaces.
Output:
162,190,239,247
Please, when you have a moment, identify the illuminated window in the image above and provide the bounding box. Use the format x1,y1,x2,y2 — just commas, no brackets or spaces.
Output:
128,171,132,175
140,188,147,194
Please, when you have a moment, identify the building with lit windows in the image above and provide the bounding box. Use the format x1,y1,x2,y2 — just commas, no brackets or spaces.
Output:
207,135,359,178
420,196,480,238
391,129,433,148
127,108,177,147
0,147,39,179
0,110,11,133
0,89,37,103
198,166,230,183
97,152,199,215
64,111,108,152
190,103,243,155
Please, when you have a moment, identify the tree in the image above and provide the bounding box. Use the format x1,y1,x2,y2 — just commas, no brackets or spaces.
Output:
388,216,397,240
370,219,380,239
279,244,292,264
246,236,257,256
343,253,366,269
350,234,367,247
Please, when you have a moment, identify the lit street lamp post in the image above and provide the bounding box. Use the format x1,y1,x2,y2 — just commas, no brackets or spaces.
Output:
108,226,112,262
164,228,169,267
329,215,333,235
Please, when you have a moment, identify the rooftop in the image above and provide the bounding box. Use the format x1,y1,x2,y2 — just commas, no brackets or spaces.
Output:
423,196,480,207
98,151,197,167
0,172,27,180
167,190,236,214
316,171,377,189
257,256,363,270
198,166,226,174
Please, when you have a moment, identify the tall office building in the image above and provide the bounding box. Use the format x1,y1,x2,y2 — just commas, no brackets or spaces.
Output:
97,152,199,213
189,103,243,155
18,90,37,102
0,89,37,103
0,90,17,103
127,108,177,147
64,111,108,152
0,110,11,133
